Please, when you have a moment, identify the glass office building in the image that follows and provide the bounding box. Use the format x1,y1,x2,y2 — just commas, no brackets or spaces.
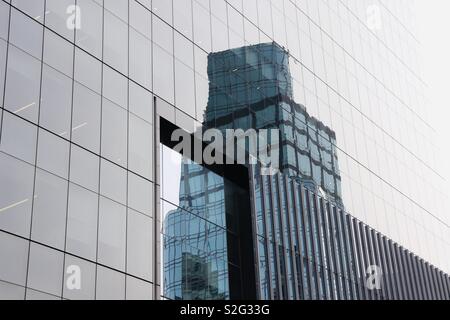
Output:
0,0,449,300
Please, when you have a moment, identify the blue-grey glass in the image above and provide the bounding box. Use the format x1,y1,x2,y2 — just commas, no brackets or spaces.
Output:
31,169,68,250
66,183,98,261
129,114,153,179
4,45,41,122
43,29,74,77
126,275,153,300
75,0,103,58
0,1,9,41
101,98,128,167
71,82,101,153
74,47,101,94
69,144,100,192
0,281,26,300
128,172,153,216
36,129,70,179
0,231,29,286
62,255,96,300
0,112,37,164
129,28,152,89
104,10,128,74
96,266,125,300
45,0,75,41
98,196,127,271
39,65,73,136
100,159,127,205
127,209,153,281
26,243,64,297
9,9,43,59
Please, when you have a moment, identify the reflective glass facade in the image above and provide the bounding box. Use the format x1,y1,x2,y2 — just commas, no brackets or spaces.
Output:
0,0,449,300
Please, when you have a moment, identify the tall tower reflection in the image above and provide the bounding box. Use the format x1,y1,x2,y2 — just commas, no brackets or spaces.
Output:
163,42,344,300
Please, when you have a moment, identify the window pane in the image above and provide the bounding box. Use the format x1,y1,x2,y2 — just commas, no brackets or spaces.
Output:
96,266,125,300
37,129,70,179
175,60,195,117
0,112,37,164
129,0,151,38
27,243,63,297
129,81,153,122
25,289,60,300
40,65,73,136
4,45,41,123
74,47,101,93
63,255,96,300
0,40,6,106
69,144,100,192
126,276,153,300
127,209,152,281
101,99,128,167
0,154,34,237
129,28,152,89
9,8,43,59
43,29,74,77
153,44,174,104
173,0,192,39
0,231,29,286
100,159,127,204
0,1,10,41
104,10,128,74
152,0,173,24
76,0,103,58
66,183,98,261
103,65,127,109
45,0,76,41
72,82,101,153
0,281,25,300
128,173,153,216
104,0,128,22
11,0,45,23
31,169,68,250
129,114,153,179
98,197,127,271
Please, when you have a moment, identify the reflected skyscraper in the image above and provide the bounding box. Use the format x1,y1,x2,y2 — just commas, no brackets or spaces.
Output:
162,42,450,300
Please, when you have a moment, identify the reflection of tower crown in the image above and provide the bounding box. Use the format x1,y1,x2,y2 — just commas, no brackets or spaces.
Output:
204,42,343,207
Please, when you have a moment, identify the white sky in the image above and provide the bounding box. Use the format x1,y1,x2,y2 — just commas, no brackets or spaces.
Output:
414,0,450,193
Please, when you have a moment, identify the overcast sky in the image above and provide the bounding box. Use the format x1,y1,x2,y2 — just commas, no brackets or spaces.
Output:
414,0,450,192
